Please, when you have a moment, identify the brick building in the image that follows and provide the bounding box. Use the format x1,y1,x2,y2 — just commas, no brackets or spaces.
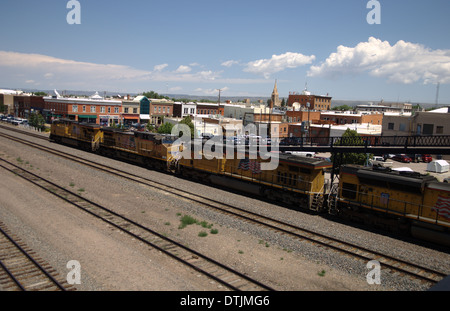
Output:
287,89,331,111
149,98,174,126
320,111,383,126
285,110,321,124
43,95,122,125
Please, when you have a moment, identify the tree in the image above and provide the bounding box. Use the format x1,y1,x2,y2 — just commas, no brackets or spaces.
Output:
178,116,195,139
332,105,353,111
29,112,46,131
142,91,169,100
157,122,174,134
330,129,370,166
32,91,48,96
146,123,155,132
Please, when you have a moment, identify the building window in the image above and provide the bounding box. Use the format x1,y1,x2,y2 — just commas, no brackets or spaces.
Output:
423,124,434,135
133,108,137,113
399,123,406,131
167,107,170,114
72,105,78,112
114,107,119,113
90,106,96,113
83,106,86,112
108,107,111,113
388,123,394,130
184,108,189,114
124,107,129,113
437,126,444,134
101,107,105,113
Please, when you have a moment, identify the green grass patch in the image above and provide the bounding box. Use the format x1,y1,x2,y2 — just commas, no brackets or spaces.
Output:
178,214,214,231
178,214,198,229
198,231,208,237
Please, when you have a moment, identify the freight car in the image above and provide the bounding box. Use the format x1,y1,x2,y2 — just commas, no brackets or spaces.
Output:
329,165,450,246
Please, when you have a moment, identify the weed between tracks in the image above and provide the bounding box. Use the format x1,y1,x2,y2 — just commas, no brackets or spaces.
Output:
177,214,218,237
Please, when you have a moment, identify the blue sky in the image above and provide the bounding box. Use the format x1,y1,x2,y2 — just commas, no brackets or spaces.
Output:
1,0,449,104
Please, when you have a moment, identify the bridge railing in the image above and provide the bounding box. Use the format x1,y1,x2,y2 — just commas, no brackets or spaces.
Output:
280,135,450,148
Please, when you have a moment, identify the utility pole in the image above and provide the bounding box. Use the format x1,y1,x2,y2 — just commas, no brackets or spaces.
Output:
435,82,440,106
217,89,222,105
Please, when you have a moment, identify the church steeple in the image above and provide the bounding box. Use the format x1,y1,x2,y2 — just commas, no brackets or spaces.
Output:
271,79,280,108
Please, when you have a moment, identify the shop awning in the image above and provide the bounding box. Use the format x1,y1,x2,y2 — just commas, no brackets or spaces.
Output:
78,115,97,119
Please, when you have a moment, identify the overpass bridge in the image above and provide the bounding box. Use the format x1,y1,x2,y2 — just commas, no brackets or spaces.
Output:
276,135,450,155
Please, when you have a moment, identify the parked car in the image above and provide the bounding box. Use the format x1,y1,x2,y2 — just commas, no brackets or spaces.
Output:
444,177,450,183
383,154,396,161
370,156,393,168
422,154,432,163
392,154,412,163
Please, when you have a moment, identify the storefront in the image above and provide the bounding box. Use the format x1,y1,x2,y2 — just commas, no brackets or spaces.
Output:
78,115,97,124
100,115,121,126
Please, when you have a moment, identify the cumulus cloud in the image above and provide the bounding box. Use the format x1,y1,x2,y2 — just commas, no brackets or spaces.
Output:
308,37,450,84
244,52,316,79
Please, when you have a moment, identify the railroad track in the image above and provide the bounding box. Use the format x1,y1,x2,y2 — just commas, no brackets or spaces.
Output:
0,157,274,291
0,222,72,291
0,125,448,287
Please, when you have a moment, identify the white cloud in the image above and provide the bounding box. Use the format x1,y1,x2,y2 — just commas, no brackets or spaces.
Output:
153,63,168,72
244,52,316,79
221,60,239,67
308,37,450,84
175,65,192,73
0,51,227,90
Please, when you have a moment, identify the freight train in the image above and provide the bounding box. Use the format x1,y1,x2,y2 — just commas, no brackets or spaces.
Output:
50,119,450,247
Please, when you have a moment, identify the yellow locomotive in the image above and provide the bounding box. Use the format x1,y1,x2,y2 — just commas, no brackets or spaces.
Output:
177,148,332,210
50,119,180,171
50,119,102,151
100,128,180,171
332,165,450,246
